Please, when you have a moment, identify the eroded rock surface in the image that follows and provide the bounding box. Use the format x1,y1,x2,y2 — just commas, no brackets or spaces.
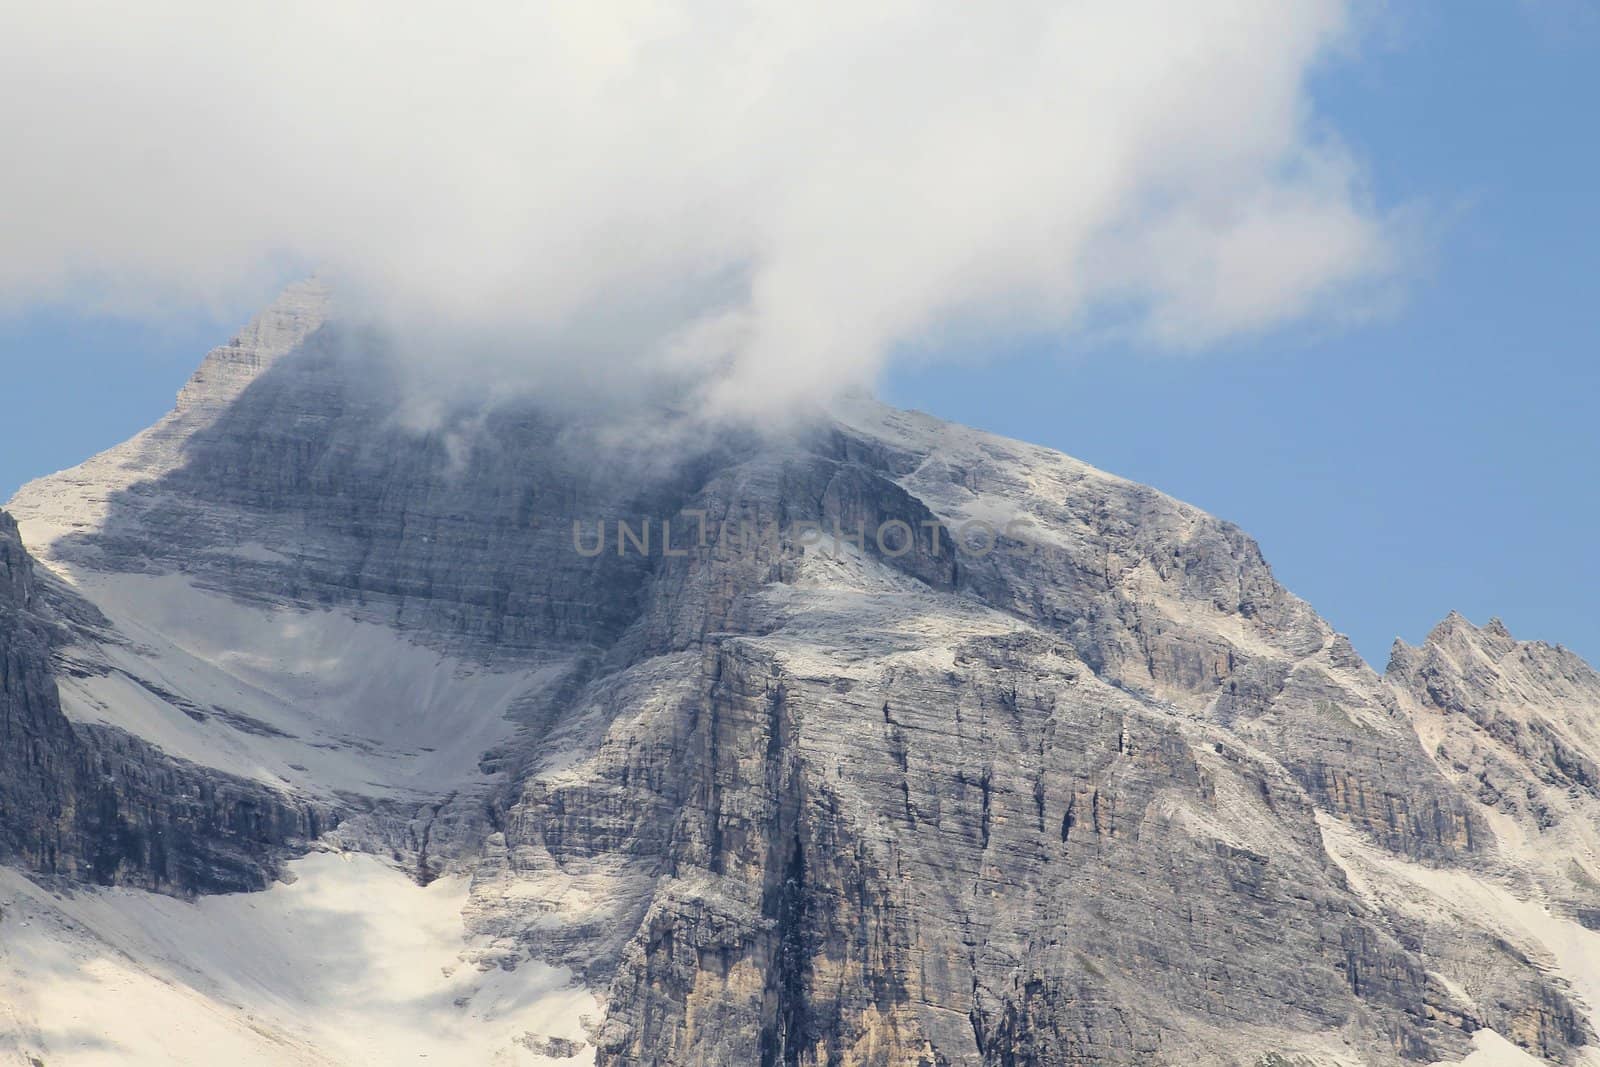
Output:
3,286,1600,1064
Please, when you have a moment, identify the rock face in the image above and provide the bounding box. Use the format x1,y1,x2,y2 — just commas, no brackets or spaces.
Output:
1382,616,1600,1039
0,511,331,894
3,286,1600,1065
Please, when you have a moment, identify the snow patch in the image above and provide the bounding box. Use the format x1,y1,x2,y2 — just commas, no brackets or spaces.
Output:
0,852,597,1066
1433,1028,1585,1066
1322,815,1600,1067
55,571,569,798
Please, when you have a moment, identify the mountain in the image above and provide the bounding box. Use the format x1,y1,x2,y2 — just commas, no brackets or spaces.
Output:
3,286,1599,1066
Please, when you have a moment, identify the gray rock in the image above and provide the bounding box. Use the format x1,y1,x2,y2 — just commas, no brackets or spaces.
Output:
4,285,1599,1063
0,511,334,894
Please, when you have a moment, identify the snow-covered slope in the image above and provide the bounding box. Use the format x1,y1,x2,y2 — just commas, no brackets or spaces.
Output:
52,569,569,799
0,852,597,1066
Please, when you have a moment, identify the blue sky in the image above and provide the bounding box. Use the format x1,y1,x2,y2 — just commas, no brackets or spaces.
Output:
2,3,1596,668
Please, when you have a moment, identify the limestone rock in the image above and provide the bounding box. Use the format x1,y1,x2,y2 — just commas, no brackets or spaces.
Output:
2,287,1599,1064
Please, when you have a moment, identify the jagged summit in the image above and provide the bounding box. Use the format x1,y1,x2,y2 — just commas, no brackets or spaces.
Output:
1422,609,1512,647
174,277,331,414
3,287,1600,1066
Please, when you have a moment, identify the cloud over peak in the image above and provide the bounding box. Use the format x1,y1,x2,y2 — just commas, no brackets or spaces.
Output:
3,0,1390,412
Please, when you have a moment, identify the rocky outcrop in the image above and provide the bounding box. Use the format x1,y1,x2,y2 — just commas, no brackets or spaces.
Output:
1381,613,1600,1035
1389,613,1600,812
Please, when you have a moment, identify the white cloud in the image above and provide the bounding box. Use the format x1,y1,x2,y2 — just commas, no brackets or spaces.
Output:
0,0,1392,413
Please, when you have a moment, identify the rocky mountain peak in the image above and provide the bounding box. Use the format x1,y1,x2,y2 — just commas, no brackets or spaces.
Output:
1390,610,1600,717
1387,610,1600,928
4,286,1600,1065
1421,609,1519,657
173,277,331,415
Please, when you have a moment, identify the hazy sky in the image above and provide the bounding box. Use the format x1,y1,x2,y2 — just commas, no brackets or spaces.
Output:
1,2,1596,666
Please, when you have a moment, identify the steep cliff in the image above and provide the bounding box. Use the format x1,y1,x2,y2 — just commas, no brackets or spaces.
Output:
0,511,331,894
